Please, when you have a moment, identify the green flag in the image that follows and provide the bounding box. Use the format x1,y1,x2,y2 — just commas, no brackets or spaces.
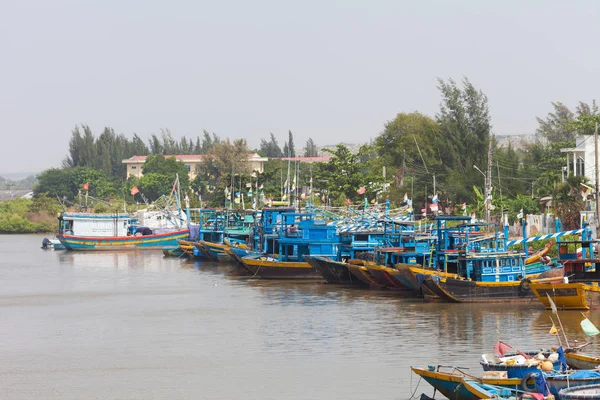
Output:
581,318,600,336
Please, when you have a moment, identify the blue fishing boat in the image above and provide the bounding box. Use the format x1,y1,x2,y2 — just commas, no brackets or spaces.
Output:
240,211,340,279
536,370,600,397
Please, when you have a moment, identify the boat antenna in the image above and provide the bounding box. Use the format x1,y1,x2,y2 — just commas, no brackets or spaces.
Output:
56,195,67,212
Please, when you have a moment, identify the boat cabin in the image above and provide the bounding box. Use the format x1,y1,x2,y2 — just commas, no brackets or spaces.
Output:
556,240,600,282
275,212,339,261
58,212,131,237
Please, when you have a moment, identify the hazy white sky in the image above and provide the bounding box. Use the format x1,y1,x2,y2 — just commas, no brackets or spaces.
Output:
1,0,598,174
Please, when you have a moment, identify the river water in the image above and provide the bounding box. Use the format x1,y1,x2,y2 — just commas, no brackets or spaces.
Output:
1,235,598,399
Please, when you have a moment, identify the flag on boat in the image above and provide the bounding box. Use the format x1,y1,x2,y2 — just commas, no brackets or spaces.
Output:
493,341,512,357
245,183,252,188
345,198,351,206
130,186,140,196
357,186,366,195
403,193,408,203
546,294,558,314
461,202,466,210
432,194,438,203
581,317,600,336
300,192,306,199
430,202,438,212
82,182,89,191
549,324,558,335
291,176,296,192
259,183,264,190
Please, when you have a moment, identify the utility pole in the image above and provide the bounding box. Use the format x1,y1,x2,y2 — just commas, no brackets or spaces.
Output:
433,174,436,195
486,140,493,224
595,122,599,239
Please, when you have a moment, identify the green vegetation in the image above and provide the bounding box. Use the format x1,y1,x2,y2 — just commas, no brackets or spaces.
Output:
0,196,61,233
2,75,595,233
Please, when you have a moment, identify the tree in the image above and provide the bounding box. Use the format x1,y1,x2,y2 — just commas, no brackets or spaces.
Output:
259,133,283,158
287,130,295,157
436,77,492,202
304,138,318,157
140,155,190,200
536,101,598,142
314,144,385,205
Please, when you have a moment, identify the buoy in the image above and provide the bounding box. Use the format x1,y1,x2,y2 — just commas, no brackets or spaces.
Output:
541,360,554,371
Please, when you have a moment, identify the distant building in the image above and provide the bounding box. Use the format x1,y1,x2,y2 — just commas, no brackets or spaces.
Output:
122,154,268,179
560,136,595,183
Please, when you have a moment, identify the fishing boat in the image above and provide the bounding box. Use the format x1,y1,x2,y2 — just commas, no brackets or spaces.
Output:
56,212,190,251
410,366,521,400
536,370,600,397
460,379,520,400
420,254,564,303
480,350,561,380
560,383,600,399
303,255,368,286
41,237,65,250
240,211,340,279
531,237,600,310
565,351,600,370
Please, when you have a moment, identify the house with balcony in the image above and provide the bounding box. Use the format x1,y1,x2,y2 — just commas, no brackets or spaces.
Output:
560,135,596,183
122,153,268,179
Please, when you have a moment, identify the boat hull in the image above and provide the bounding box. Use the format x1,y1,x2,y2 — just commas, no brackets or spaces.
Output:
57,230,190,251
422,267,564,303
531,282,600,310
303,255,367,286
198,240,229,261
541,375,600,397
241,256,322,280
565,352,600,370
410,367,520,400
560,383,600,399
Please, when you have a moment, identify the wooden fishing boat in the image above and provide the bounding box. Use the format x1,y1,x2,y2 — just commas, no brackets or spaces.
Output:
302,255,368,286
57,228,190,251
480,351,561,379
240,255,322,279
531,282,600,310
531,238,600,310
420,255,564,303
162,247,187,257
410,367,521,400
346,260,383,287
460,379,519,400
560,383,600,399
177,239,197,257
363,263,413,291
387,263,459,292
197,240,229,261
565,351,600,370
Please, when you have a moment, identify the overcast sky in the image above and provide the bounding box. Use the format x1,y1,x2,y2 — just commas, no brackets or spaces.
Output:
1,0,598,175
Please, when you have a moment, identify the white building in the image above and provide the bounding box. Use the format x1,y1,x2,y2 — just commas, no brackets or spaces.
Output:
122,153,268,179
560,135,596,183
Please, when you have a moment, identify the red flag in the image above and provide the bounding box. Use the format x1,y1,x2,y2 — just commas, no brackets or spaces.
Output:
357,186,366,195
130,186,140,196
493,341,512,358
345,198,351,206
82,182,89,191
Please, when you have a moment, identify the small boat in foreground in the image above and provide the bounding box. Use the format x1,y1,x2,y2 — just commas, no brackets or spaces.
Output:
560,383,600,399
537,370,600,397
410,366,520,400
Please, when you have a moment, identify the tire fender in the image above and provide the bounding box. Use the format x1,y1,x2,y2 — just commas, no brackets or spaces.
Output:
521,372,537,391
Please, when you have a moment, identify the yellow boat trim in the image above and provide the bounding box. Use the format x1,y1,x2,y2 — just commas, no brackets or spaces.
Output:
241,258,310,269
